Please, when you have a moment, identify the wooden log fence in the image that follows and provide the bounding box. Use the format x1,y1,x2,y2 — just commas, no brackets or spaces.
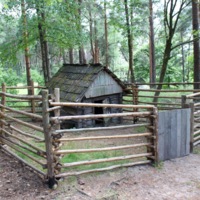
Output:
123,82,200,152
182,92,200,149
0,87,159,188
124,82,200,111
0,87,57,187
48,88,159,181
2,82,200,188
0,82,45,119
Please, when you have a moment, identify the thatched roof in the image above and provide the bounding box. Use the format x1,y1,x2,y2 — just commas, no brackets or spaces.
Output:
47,63,126,102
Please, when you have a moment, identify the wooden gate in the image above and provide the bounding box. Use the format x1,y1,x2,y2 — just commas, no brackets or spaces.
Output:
158,109,191,161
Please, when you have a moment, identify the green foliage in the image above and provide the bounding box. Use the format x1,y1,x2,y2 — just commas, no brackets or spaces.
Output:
21,69,44,86
0,0,195,85
0,67,20,86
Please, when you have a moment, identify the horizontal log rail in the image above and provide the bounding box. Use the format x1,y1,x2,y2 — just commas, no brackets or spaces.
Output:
1,132,43,158
6,100,40,102
194,110,200,115
194,129,200,136
186,92,200,98
51,112,152,122
138,101,181,106
0,92,42,100
0,104,42,120
60,152,152,168
1,128,45,156
125,93,181,99
0,119,44,141
133,82,200,86
194,102,200,107
2,85,45,89
55,160,151,178
50,102,155,109
122,99,133,103
150,106,180,110
137,89,200,92
47,106,61,112
137,95,181,99
0,111,43,132
194,135,200,142
193,140,200,146
0,146,46,176
57,132,152,142
0,137,46,167
55,143,151,155
2,129,46,158
55,123,150,134
194,124,200,129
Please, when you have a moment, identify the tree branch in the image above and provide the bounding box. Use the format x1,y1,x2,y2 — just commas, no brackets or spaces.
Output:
171,37,199,50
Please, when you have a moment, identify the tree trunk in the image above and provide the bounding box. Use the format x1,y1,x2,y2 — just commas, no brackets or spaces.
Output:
89,6,95,63
69,48,74,64
36,1,51,85
104,0,109,67
124,0,135,83
94,19,99,63
153,0,187,102
180,31,185,83
77,0,86,64
149,0,156,86
192,0,200,89
79,47,86,64
21,0,31,94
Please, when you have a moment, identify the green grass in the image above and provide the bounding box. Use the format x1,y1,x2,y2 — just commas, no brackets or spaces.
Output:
193,146,200,154
60,151,143,172
14,146,46,172
152,161,164,170
60,139,146,172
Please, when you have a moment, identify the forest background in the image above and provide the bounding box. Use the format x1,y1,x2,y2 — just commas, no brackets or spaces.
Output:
0,0,199,89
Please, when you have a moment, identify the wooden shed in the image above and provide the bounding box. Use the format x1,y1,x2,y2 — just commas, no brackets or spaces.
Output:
47,63,126,128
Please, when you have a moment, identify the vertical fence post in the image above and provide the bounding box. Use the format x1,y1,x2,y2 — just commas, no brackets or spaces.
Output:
0,83,6,139
42,90,57,188
131,83,138,122
147,106,158,164
1,83,6,112
30,80,35,114
54,88,60,130
152,107,159,162
181,95,187,108
131,83,138,106
189,102,194,153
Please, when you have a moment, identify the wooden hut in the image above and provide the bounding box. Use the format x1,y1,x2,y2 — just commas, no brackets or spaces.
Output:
47,63,126,128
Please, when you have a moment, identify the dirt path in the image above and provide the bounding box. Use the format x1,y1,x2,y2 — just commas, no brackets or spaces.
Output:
1,147,200,200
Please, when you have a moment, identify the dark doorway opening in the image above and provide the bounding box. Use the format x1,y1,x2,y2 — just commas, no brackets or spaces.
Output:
94,100,104,125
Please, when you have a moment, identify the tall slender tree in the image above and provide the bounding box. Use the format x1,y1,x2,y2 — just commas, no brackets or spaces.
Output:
153,0,189,102
124,0,135,83
21,0,31,93
78,0,86,64
192,0,200,89
35,0,51,84
149,0,156,85
104,0,109,67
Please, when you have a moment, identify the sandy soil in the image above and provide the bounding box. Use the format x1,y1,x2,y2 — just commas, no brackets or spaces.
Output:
1,146,200,200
